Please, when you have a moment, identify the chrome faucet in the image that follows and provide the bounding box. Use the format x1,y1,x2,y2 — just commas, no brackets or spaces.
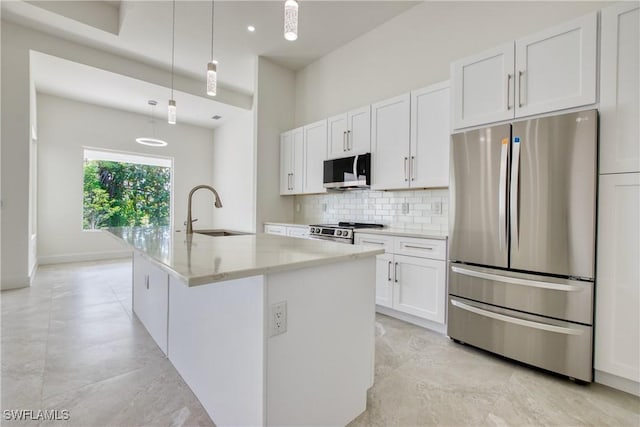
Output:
186,185,223,234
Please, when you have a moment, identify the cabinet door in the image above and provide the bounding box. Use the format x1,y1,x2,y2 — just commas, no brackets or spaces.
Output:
347,105,371,155
280,132,293,195
327,113,348,159
410,82,450,188
451,42,515,130
393,255,446,323
599,3,640,174
286,226,309,239
371,93,410,190
375,254,394,308
132,251,149,327
595,173,640,383
292,127,304,194
514,12,597,118
303,120,328,194
146,262,169,355
264,224,287,236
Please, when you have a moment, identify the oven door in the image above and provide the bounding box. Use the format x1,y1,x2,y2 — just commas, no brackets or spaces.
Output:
308,235,353,244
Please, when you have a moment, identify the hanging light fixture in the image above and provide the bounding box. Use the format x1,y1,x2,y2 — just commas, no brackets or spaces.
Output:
168,0,177,124
206,0,217,97
284,0,298,41
137,100,168,147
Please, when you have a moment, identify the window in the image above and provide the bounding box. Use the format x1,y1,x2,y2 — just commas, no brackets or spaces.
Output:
83,149,172,230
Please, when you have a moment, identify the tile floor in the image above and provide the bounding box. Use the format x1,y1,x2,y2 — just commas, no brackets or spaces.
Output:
2,260,639,426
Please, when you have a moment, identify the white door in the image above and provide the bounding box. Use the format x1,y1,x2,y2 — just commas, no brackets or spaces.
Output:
303,120,328,194
371,93,410,190
410,82,450,188
514,12,597,118
375,254,394,308
280,132,293,195
451,42,515,130
291,127,304,194
595,173,640,384
393,255,446,323
599,3,640,174
327,113,348,159
347,105,371,155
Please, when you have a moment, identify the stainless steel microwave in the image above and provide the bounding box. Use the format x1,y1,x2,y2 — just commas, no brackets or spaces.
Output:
323,153,371,189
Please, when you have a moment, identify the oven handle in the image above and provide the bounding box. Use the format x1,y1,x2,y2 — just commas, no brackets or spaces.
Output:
451,299,583,335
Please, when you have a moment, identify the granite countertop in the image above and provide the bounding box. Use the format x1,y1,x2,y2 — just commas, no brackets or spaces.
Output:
354,227,448,240
107,227,383,287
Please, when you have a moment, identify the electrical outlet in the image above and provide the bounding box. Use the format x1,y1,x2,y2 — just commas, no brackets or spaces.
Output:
431,201,442,215
270,301,287,337
295,203,301,213
402,202,410,214
322,203,327,212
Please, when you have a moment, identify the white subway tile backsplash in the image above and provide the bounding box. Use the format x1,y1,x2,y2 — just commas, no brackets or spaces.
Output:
294,188,449,234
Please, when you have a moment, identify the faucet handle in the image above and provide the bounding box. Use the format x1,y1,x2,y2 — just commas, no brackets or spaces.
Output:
184,218,199,226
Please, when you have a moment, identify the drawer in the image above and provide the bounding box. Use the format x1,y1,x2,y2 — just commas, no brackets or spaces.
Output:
393,236,446,260
286,226,309,239
264,225,286,236
354,233,394,253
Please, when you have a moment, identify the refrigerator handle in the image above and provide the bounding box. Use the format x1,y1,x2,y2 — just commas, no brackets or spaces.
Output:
498,139,509,251
510,137,521,249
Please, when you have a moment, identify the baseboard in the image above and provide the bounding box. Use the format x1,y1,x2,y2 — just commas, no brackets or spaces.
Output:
38,250,132,265
1,276,30,291
376,305,446,334
594,370,640,396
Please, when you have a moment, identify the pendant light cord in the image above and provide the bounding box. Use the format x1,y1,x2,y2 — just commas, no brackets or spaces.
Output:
210,0,214,61
171,0,176,99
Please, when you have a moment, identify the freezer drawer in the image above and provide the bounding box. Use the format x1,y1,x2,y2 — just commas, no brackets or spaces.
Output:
449,263,593,325
447,296,593,382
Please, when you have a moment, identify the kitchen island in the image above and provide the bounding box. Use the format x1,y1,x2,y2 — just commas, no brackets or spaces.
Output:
107,227,384,426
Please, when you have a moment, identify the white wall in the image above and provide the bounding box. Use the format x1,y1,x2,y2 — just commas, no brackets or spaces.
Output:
254,57,296,230
294,1,608,125
37,94,216,264
211,110,255,233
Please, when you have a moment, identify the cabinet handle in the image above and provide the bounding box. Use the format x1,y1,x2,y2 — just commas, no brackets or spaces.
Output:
394,262,399,283
343,131,347,151
403,244,434,251
361,240,385,246
347,130,351,150
387,261,392,282
291,173,294,191
518,70,525,108
506,73,512,110
404,157,408,182
145,274,149,290
411,156,416,181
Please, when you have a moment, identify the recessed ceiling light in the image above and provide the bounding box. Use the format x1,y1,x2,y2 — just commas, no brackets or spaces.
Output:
247,25,256,32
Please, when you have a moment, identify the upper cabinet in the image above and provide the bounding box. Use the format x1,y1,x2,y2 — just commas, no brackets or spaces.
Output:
302,119,328,194
452,12,598,130
372,82,450,190
280,127,303,195
599,2,640,174
327,105,371,159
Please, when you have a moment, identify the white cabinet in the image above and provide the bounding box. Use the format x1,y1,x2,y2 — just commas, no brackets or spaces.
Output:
264,223,309,239
302,120,328,194
132,251,169,355
599,2,640,174
280,128,303,195
355,233,447,328
264,224,286,236
286,225,310,239
327,105,371,159
595,173,640,392
372,82,450,190
371,93,411,190
452,12,597,129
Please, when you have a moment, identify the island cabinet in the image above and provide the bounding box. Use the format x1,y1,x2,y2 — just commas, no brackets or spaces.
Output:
355,232,447,333
132,251,169,355
451,12,597,130
371,81,450,190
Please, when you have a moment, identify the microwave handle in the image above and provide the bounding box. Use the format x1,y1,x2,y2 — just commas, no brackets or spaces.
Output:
353,155,359,182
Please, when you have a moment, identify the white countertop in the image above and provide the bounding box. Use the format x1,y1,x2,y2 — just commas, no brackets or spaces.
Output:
107,227,383,286
354,227,448,240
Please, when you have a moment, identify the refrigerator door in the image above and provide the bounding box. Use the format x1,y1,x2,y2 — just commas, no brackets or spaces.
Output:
450,124,510,268
510,110,597,279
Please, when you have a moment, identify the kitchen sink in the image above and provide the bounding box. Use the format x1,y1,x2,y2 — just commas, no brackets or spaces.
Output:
194,229,251,237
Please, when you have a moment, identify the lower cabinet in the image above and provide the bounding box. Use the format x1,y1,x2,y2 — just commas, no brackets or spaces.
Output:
133,251,169,355
355,233,447,328
264,223,309,239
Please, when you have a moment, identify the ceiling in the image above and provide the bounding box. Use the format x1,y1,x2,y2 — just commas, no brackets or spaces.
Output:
3,0,420,96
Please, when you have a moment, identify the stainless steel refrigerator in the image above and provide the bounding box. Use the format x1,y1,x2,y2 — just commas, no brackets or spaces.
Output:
447,109,597,382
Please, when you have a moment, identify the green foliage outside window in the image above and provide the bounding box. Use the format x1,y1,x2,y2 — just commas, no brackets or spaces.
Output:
83,160,171,230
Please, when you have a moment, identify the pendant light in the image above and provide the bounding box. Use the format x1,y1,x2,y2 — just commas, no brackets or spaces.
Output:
168,0,177,124
284,0,298,41
206,0,217,97
137,100,168,147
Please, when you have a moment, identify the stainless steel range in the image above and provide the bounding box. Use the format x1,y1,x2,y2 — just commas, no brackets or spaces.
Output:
309,222,383,244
